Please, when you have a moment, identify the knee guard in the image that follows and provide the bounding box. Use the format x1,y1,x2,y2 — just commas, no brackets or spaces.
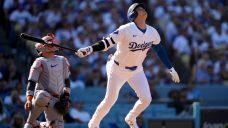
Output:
34,90,52,107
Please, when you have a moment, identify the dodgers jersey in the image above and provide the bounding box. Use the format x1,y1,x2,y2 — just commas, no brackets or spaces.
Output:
27,55,70,96
110,22,161,67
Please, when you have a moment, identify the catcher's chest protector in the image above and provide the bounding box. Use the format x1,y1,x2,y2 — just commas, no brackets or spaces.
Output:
37,56,66,95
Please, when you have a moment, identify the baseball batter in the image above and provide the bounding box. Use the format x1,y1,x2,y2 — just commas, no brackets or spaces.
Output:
75,3,180,128
24,33,71,128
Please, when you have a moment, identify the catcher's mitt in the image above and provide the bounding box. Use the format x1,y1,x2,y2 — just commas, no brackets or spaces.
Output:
54,92,71,115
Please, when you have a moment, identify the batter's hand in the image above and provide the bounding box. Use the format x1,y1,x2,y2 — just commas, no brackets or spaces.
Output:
75,46,93,58
24,100,32,112
169,67,180,83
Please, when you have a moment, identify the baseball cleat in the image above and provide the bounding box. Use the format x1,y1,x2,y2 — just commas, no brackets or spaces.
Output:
125,116,139,128
88,123,100,128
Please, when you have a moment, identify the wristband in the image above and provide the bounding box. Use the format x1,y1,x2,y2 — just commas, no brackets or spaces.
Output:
27,95,33,101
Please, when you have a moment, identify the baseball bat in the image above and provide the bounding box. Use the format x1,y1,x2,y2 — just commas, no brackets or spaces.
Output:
20,33,78,52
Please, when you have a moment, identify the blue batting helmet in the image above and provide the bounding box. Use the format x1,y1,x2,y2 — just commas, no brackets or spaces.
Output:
127,3,146,22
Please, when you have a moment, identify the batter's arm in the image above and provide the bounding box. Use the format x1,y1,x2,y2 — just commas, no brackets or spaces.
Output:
92,36,116,52
152,43,180,83
152,43,172,69
90,40,106,51
75,37,116,58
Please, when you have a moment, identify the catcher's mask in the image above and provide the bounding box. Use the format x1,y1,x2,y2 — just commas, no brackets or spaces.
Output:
35,33,59,56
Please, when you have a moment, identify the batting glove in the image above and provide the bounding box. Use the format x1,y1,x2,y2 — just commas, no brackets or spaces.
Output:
75,46,93,58
169,67,180,83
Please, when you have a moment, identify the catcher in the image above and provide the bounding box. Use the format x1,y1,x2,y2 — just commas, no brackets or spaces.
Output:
24,33,71,128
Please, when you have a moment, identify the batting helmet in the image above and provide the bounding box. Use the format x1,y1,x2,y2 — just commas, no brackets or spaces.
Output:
127,3,146,22
35,33,59,55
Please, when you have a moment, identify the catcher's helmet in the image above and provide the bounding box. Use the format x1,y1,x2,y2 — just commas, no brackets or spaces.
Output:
127,3,146,22
35,33,59,55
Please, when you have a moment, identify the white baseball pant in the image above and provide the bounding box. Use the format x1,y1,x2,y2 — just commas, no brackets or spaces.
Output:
88,57,152,127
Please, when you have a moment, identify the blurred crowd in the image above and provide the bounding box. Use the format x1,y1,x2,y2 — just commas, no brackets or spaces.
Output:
0,0,228,127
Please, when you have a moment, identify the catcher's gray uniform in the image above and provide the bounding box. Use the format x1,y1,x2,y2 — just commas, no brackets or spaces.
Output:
24,55,70,128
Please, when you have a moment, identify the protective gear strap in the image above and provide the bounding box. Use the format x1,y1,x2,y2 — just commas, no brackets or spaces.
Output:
152,43,172,69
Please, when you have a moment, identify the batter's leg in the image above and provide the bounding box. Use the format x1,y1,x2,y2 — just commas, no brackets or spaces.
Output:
88,73,126,128
126,72,151,123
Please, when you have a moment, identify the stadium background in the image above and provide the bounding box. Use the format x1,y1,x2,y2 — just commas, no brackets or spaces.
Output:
0,0,228,128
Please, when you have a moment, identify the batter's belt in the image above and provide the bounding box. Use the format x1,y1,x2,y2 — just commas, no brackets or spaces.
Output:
114,60,137,71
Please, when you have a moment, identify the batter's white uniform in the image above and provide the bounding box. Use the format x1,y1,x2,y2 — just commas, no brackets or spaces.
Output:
89,22,160,127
